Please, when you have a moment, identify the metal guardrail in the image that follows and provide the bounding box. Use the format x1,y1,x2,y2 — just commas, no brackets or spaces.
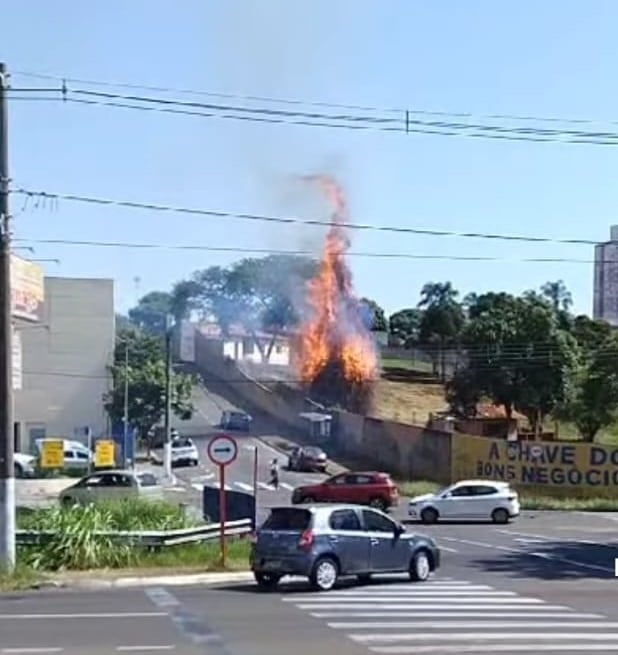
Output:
16,518,253,547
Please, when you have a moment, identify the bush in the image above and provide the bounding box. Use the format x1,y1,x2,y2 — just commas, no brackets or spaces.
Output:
17,499,202,571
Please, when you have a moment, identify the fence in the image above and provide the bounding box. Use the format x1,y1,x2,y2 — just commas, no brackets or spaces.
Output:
16,518,253,548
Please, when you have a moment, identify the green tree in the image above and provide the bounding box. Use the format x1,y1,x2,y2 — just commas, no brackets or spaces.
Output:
450,292,578,428
128,291,172,336
360,298,388,332
417,282,465,380
388,308,423,346
104,328,194,445
557,315,618,442
191,255,318,358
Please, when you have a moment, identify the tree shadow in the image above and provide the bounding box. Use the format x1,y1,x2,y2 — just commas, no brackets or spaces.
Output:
469,540,618,580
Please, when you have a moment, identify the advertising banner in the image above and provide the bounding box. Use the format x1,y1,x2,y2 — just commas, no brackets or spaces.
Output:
11,255,44,323
40,440,64,469
452,434,618,498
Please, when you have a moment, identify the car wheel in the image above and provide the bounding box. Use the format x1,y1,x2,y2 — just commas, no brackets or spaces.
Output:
61,496,76,507
14,463,23,478
302,496,316,504
369,497,387,511
491,507,510,524
420,507,439,524
409,549,431,582
254,572,281,590
192,459,199,467
356,573,372,585
310,557,339,591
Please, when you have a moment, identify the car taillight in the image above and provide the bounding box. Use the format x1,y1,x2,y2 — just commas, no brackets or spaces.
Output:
298,529,315,551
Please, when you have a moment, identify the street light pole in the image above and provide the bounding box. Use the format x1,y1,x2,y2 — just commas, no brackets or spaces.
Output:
163,315,173,479
0,62,15,572
123,342,130,468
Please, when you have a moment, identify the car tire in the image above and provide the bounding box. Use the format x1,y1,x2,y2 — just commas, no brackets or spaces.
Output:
192,459,199,467
61,496,75,508
356,573,372,585
491,508,510,524
420,507,439,524
14,463,23,478
369,497,387,511
310,557,339,591
409,549,431,582
254,572,281,590
302,496,316,504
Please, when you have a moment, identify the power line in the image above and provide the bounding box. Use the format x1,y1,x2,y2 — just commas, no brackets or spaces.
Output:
9,86,618,146
11,68,618,127
12,187,604,246
12,236,618,265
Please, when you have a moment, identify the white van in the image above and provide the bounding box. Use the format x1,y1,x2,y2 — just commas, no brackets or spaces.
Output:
34,438,93,470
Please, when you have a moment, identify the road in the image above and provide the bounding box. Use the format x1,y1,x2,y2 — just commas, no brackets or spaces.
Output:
2,512,617,654
162,380,330,517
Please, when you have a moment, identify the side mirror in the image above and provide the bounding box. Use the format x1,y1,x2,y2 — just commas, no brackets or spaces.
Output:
394,523,405,535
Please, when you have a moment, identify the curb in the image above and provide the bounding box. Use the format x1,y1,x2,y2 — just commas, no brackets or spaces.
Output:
45,570,254,590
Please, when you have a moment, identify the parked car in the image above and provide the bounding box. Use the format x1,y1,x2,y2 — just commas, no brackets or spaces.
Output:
220,410,252,431
34,438,93,470
408,479,520,524
14,453,36,478
291,471,400,511
59,469,163,506
170,437,199,467
250,504,440,591
288,446,328,473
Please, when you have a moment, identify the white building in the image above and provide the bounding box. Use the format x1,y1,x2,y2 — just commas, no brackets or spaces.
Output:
198,322,291,366
593,226,618,326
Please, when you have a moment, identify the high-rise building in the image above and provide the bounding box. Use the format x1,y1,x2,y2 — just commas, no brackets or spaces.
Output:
593,225,618,326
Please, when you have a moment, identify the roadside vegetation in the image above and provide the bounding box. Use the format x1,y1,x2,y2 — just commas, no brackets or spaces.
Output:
1,499,250,590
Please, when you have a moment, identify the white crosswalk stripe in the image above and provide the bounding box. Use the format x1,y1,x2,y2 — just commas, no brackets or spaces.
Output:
188,477,296,494
283,577,615,653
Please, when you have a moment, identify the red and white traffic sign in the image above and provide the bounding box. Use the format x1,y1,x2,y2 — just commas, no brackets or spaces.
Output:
207,433,238,467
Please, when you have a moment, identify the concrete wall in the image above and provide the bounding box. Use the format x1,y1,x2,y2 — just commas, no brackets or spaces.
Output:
334,411,452,484
14,277,114,450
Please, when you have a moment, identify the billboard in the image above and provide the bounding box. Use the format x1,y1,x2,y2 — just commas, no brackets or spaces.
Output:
11,255,44,322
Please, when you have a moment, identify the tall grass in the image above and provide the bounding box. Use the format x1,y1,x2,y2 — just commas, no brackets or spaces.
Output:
17,499,208,571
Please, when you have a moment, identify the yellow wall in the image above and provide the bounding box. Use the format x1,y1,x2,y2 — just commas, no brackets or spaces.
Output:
452,434,618,498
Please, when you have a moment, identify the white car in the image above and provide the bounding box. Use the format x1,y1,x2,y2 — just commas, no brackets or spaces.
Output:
34,438,93,470
14,452,36,478
408,479,520,524
170,437,199,467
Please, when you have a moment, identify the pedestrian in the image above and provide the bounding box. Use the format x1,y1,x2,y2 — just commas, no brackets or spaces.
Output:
269,458,280,490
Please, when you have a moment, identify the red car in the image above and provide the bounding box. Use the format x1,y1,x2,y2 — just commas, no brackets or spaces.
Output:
291,471,400,511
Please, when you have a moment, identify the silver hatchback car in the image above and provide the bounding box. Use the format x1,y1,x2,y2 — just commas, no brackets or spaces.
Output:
250,504,440,591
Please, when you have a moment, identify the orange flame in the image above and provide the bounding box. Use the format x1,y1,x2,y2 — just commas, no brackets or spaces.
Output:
294,175,378,392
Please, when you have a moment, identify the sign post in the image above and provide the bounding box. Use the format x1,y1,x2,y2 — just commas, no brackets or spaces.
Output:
207,433,238,567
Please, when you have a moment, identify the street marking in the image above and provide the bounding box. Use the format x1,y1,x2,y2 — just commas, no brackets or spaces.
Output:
441,536,615,573
116,647,175,652
0,612,167,620
257,482,272,490
337,621,618,629
437,545,458,553
352,632,618,642
312,611,603,618
500,528,616,548
145,587,181,608
191,483,204,492
280,482,293,490
329,584,495,593
371,646,618,653
296,603,570,610
283,592,520,602
234,481,253,491
1,650,63,654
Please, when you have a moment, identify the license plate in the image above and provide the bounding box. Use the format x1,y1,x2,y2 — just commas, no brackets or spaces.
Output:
263,560,282,570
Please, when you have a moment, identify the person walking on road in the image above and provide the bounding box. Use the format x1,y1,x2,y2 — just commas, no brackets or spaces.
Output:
269,458,280,490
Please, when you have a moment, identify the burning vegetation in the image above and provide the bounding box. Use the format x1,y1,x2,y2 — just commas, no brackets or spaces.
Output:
293,175,379,414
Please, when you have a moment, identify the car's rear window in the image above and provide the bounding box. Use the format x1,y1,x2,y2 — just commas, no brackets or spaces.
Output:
262,508,312,531
304,447,323,457
173,438,193,448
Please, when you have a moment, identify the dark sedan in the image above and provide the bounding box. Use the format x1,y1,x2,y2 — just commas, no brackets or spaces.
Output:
220,410,252,431
288,446,328,472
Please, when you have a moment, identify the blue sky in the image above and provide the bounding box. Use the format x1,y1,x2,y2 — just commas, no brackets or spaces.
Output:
3,0,618,317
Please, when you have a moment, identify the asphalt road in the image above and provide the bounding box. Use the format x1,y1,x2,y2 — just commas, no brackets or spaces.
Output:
161,379,330,517
4,514,618,655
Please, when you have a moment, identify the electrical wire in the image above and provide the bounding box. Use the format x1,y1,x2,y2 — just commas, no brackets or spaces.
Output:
12,68,618,127
11,187,605,246
9,86,618,145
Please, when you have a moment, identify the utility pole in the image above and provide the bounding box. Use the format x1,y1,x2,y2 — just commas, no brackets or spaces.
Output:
0,62,15,571
163,315,173,479
123,342,130,468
